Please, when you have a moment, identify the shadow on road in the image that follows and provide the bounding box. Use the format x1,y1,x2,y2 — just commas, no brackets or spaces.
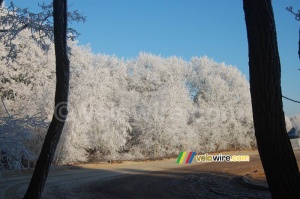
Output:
0,150,276,199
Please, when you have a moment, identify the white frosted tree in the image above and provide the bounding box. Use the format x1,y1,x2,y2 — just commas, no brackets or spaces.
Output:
126,53,197,158
0,109,48,171
0,29,54,171
0,15,256,166
285,116,293,132
0,29,55,118
188,56,254,152
290,115,300,132
55,45,131,164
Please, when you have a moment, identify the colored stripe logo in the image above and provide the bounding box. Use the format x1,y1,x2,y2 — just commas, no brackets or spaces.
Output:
176,151,196,164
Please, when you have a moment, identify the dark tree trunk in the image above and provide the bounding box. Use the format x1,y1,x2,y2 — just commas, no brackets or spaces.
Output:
243,0,300,198
23,0,69,198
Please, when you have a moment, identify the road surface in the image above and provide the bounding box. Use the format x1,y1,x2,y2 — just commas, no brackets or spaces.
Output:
1,150,293,198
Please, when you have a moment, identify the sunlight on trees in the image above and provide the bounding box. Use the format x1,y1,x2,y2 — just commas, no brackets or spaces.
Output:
0,1,85,61
0,29,261,166
1,1,298,170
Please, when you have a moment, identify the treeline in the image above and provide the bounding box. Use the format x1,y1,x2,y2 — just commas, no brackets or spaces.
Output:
0,30,257,170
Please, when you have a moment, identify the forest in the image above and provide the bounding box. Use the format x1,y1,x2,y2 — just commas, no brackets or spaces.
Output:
0,28,299,171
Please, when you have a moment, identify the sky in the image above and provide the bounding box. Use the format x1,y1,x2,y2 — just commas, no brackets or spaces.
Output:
8,0,300,116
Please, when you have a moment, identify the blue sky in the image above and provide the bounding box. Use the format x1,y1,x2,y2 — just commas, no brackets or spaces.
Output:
9,0,300,116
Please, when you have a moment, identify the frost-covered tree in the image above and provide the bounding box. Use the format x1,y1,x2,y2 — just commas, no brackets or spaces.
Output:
125,53,197,158
188,57,254,152
55,52,198,162
0,0,85,117
55,46,131,163
290,115,300,132
0,1,257,169
0,1,85,61
0,104,48,171
0,7,56,175
0,2,85,185
1,37,257,165
0,29,55,117
285,116,293,132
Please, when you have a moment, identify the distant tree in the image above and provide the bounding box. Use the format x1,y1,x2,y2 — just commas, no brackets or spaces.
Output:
243,0,300,198
285,116,293,132
290,115,300,132
23,0,70,198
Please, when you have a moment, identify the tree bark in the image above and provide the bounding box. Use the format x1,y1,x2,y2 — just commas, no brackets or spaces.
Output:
23,0,69,198
243,0,300,198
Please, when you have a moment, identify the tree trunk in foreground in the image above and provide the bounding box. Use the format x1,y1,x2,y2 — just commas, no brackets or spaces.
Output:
243,0,300,198
23,0,69,198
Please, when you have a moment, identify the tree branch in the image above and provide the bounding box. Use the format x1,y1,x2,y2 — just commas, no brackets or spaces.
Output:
283,95,300,104
0,1,86,61
286,6,300,21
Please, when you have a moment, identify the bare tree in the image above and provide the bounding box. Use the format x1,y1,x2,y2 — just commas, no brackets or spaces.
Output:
23,0,69,198
243,0,300,198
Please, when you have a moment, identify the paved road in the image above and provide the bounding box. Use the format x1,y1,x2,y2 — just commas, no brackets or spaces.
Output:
0,156,199,199
0,150,272,199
